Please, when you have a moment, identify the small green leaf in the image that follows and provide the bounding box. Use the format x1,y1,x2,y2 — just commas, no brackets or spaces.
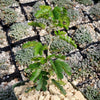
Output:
57,80,66,86
47,54,56,59
54,30,66,36
52,6,62,20
54,59,71,76
28,21,46,29
55,54,66,60
36,71,48,91
60,35,77,48
28,62,40,70
35,5,51,19
50,60,63,79
34,42,43,56
22,41,37,49
52,79,66,95
63,17,70,30
36,77,43,91
30,69,41,81
31,57,44,61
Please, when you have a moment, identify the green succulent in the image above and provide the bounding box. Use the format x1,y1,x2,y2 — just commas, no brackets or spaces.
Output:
9,22,30,40
0,7,17,25
89,3,100,20
15,47,34,65
75,0,93,5
83,86,100,100
0,29,5,43
73,26,92,45
49,0,73,7
67,9,80,21
83,44,100,71
0,86,17,100
0,0,17,7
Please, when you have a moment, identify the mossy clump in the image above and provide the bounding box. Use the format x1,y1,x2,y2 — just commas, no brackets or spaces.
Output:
0,0,17,7
15,47,34,65
89,3,100,20
75,0,93,5
50,0,73,7
0,86,17,100
9,22,30,40
83,86,100,100
73,26,92,46
67,9,80,21
0,8,17,25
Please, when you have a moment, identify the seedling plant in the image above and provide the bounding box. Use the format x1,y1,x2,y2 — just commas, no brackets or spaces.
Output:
21,5,77,95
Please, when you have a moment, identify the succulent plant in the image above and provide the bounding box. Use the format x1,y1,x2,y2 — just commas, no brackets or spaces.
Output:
89,3,100,20
83,86,100,100
0,86,17,100
67,43,100,80
67,9,80,21
73,26,92,45
49,0,73,7
9,22,30,40
0,58,9,78
0,0,17,7
75,0,93,5
0,29,5,43
0,7,17,25
82,44,100,71
44,35,75,54
15,47,34,65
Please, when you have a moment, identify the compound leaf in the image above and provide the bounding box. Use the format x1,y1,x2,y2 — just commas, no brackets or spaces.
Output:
28,62,40,70
28,21,46,29
30,69,41,81
54,59,71,76
22,41,37,49
35,5,51,19
50,60,63,79
52,79,66,95
60,35,77,48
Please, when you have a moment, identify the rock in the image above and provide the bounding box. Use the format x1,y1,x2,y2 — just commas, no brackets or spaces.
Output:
51,95,60,100
39,95,45,100
49,85,60,95
39,29,48,36
64,98,70,100
97,80,100,88
44,94,51,100
74,91,86,100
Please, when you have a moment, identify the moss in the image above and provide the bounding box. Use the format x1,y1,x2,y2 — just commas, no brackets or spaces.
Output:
67,9,80,21
50,0,73,7
9,22,30,40
89,3,100,20
73,26,92,45
0,0,17,7
75,0,93,5
83,86,100,100
0,8,17,25
15,47,34,65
